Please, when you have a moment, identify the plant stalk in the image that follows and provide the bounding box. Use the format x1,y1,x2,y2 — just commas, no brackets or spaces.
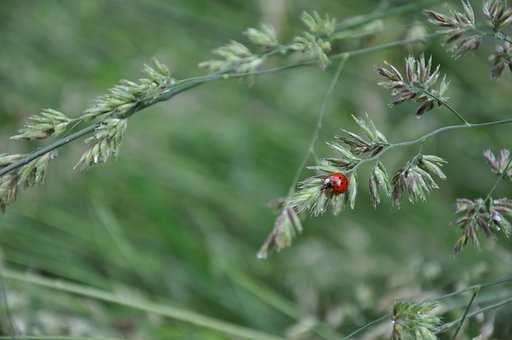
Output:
351,118,512,173
0,34,440,179
1,268,285,340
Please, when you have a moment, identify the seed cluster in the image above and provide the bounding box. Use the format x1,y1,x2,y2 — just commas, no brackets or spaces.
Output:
377,55,449,117
391,155,447,207
426,0,512,79
453,197,512,253
0,152,55,212
392,301,441,340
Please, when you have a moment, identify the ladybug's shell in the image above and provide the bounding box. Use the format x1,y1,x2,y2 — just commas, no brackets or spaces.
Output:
326,172,349,194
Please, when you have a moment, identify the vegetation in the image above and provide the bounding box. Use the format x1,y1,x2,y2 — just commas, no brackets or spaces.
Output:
1,0,512,339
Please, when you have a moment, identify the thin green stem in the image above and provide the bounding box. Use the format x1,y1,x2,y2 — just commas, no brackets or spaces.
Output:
343,274,512,338
470,294,512,313
443,291,512,315
333,32,444,60
350,118,512,173
1,268,286,340
342,314,389,339
417,85,471,125
465,295,512,319
225,33,442,81
0,124,99,178
451,287,480,340
287,55,349,196
484,156,512,202
441,101,471,126
477,28,512,45
438,295,512,334
262,61,351,339
428,276,512,303
335,0,442,31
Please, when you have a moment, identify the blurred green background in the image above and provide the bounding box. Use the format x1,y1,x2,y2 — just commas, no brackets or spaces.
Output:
0,0,511,339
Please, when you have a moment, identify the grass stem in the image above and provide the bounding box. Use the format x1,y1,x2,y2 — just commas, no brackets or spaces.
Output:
1,268,286,340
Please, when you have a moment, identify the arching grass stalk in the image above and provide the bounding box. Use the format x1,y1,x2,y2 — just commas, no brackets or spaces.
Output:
0,33,440,181
0,19,448,218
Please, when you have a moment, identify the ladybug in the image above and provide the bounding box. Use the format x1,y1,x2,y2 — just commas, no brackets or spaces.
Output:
323,172,349,195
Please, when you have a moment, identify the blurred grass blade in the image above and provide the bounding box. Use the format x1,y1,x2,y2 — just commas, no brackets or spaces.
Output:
2,268,286,340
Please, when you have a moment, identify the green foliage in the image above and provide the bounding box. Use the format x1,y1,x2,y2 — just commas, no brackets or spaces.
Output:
1,1,512,339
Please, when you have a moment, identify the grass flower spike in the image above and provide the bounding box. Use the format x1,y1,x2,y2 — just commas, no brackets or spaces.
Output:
391,155,447,207
484,148,512,178
453,197,512,253
425,0,479,59
257,207,303,259
291,11,337,69
74,118,128,171
392,301,441,340
452,148,512,253
11,109,73,140
0,152,55,212
377,55,449,117
425,0,512,78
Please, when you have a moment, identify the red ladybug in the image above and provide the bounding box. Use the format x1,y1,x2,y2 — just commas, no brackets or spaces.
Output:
324,172,349,195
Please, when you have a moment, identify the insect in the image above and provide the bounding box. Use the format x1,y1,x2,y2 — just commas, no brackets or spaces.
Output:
323,172,349,195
